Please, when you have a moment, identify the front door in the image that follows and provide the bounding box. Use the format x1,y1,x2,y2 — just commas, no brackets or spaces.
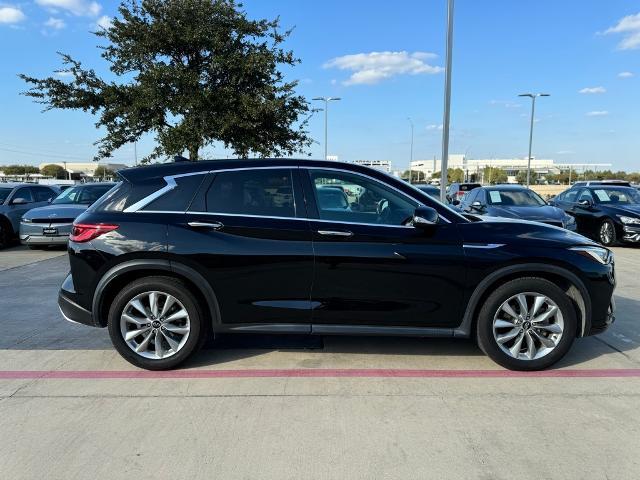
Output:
302,168,465,328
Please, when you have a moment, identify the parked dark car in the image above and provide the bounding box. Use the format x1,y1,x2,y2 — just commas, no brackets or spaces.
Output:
551,185,640,245
20,182,115,248
458,185,576,231
446,182,481,204
415,184,441,200
570,180,630,188
59,159,615,371
0,183,59,248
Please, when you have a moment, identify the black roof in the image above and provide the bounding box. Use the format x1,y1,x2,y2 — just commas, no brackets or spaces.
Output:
117,158,393,183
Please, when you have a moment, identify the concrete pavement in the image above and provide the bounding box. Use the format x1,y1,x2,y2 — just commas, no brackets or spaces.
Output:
0,245,638,479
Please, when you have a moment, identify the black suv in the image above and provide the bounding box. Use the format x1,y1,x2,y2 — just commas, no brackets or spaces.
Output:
59,159,616,371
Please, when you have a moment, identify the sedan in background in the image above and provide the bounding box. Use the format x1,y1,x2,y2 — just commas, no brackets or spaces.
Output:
446,182,481,204
20,182,115,248
415,184,441,200
551,185,640,245
459,185,577,231
0,183,59,248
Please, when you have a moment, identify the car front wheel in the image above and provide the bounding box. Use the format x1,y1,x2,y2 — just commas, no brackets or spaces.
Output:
476,277,577,371
598,218,617,246
107,276,204,370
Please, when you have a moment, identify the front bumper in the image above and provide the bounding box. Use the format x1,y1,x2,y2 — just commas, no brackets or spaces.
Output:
622,224,640,242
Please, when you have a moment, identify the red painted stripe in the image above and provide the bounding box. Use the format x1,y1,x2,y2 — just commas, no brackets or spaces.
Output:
0,368,639,379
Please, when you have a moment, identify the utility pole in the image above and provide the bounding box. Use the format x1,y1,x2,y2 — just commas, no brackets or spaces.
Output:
518,93,550,187
440,0,455,202
312,97,341,160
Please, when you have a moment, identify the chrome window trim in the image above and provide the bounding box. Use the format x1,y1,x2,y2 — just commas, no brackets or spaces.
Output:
463,243,505,249
123,164,453,225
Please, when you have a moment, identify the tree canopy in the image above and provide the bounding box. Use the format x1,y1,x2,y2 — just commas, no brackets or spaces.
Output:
41,164,67,179
2,165,39,175
482,166,507,185
20,0,311,162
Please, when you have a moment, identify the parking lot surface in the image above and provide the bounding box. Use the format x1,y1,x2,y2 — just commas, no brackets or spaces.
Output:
0,245,639,479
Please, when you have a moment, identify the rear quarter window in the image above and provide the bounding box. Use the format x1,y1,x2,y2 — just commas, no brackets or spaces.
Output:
142,174,206,212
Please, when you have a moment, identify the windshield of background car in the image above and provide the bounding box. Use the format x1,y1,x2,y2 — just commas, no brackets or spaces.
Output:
0,188,12,204
592,187,640,205
52,184,113,205
487,189,546,206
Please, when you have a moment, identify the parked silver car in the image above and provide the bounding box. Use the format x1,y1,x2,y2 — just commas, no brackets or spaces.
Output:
20,183,115,248
0,183,59,248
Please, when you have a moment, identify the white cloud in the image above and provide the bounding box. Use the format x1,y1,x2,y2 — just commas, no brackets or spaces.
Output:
618,71,634,78
36,0,101,17
55,70,74,77
586,111,609,117
602,13,640,50
556,150,575,155
44,17,66,30
579,86,606,94
489,100,521,108
0,6,26,24
426,124,443,131
95,15,112,29
323,51,443,86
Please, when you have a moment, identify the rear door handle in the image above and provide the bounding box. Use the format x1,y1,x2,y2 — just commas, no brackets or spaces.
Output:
188,221,224,231
317,229,353,238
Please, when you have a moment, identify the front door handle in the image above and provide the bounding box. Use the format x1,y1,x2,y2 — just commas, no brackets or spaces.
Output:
317,229,353,238
187,221,224,231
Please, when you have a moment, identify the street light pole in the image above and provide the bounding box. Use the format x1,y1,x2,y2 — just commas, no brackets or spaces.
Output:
312,97,341,160
518,93,549,187
440,0,455,202
408,117,414,183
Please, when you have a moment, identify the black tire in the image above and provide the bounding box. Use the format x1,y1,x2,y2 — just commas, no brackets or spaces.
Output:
28,245,43,250
476,277,577,371
107,276,205,370
598,218,617,246
0,220,13,249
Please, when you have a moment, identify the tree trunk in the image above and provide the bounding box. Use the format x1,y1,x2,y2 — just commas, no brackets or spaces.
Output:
188,144,199,161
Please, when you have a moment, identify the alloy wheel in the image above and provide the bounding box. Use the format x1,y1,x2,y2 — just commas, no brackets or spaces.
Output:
600,221,614,245
120,290,191,360
492,292,564,361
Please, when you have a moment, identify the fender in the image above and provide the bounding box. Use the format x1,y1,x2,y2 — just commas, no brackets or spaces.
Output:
454,263,592,338
92,259,221,329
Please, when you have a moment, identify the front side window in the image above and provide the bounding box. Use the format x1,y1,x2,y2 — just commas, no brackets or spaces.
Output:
32,186,56,202
577,189,594,203
563,190,579,203
12,187,33,203
0,188,13,204
205,169,296,218
309,170,417,226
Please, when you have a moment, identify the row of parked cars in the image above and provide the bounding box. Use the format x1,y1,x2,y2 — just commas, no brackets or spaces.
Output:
422,180,639,247
0,182,114,249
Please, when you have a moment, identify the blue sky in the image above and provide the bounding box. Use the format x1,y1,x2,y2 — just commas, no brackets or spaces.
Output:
0,0,639,171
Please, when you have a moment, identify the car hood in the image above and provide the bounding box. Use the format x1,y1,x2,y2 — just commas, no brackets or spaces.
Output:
601,204,640,217
459,215,595,248
488,205,565,221
22,203,89,220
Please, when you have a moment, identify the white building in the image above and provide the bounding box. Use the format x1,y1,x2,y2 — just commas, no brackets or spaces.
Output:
38,162,129,178
410,156,611,183
353,160,393,173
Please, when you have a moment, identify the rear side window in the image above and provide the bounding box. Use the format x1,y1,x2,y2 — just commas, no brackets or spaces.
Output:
91,181,131,212
143,174,205,212
204,169,296,218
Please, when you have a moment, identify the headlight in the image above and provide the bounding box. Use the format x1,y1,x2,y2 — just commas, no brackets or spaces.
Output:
569,246,611,264
618,215,640,225
21,217,31,223
563,214,576,226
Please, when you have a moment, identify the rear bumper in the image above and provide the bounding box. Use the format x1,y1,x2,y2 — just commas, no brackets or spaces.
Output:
58,291,95,326
21,235,68,245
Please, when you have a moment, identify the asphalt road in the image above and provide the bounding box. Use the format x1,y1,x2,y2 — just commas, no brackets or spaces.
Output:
0,245,639,479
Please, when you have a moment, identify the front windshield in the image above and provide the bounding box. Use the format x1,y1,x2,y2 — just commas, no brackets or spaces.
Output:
592,187,640,205
487,189,546,207
0,188,12,204
52,184,113,205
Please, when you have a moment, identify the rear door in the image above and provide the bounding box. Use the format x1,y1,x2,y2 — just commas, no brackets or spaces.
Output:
170,167,314,329
302,167,465,328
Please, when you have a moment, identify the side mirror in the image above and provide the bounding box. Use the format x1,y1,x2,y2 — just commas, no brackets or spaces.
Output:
451,199,460,206
578,199,592,209
412,206,439,227
471,201,484,211
11,198,28,205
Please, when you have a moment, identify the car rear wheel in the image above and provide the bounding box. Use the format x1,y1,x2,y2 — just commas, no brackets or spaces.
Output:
598,218,617,246
107,276,204,370
476,277,577,371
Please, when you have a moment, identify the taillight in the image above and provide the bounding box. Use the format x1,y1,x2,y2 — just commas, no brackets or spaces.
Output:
70,223,119,243
456,191,465,197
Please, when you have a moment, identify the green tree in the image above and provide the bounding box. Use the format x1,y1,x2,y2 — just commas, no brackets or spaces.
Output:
94,165,115,179
20,0,311,162
431,168,464,183
41,164,67,179
515,169,538,185
2,165,39,175
483,167,507,185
